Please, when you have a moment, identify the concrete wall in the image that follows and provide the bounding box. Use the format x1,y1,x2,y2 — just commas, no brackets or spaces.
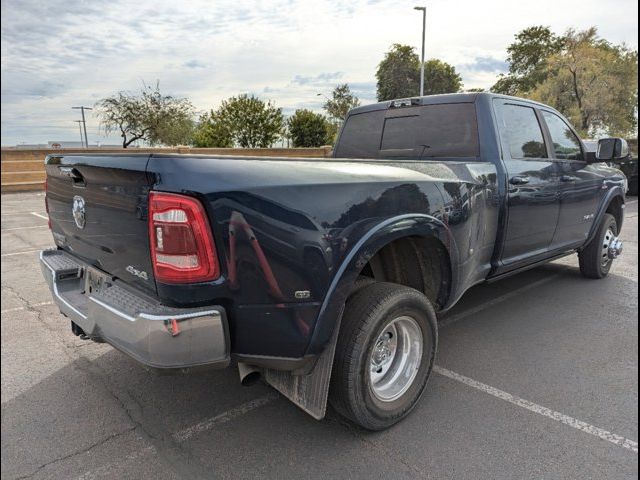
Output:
0,147,333,191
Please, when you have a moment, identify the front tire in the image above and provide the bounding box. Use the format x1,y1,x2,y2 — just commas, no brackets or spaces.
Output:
329,282,437,430
579,213,618,279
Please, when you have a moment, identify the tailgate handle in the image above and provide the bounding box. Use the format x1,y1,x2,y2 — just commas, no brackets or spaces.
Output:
60,167,85,186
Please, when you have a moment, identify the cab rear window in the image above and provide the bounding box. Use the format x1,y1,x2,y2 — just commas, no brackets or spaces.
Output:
335,103,479,159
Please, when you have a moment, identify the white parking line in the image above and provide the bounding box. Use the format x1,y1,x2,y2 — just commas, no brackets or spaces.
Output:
30,211,49,220
1,225,48,232
440,271,565,327
626,199,638,205
173,393,279,442
75,446,155,480
2,212,46,216
1,302,53,314
74,393,279,480
1,249,42,257
434,366,638,453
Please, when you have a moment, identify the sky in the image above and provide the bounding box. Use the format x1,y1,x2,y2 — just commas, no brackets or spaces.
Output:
1,0,638,146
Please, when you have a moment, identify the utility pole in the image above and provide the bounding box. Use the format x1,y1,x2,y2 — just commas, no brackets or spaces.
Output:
72,106,92,148
74,120,84,147
414,6,426,96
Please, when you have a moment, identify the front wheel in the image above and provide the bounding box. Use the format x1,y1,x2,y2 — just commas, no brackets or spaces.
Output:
329,282,437,430
579,213,621,279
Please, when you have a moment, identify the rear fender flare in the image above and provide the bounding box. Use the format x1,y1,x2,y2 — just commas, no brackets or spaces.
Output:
262,214,456,420
305,214,457,356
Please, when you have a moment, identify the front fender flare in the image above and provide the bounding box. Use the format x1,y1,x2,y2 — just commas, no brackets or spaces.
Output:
582,187,625,249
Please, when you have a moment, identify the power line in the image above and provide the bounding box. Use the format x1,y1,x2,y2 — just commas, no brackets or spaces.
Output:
72,106,92,148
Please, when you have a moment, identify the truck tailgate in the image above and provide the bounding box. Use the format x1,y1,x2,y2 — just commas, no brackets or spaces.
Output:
45,154,156,293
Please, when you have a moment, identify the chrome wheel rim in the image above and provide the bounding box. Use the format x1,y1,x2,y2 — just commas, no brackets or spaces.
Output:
369,316,423,402
602,228,615,266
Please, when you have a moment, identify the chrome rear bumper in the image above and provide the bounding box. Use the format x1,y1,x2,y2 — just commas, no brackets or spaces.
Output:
40,249,230,369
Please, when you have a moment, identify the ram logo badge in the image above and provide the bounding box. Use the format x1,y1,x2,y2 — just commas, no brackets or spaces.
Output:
72,195,86,229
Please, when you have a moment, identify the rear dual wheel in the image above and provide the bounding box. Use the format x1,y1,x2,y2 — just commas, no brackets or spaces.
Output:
329,281,437,430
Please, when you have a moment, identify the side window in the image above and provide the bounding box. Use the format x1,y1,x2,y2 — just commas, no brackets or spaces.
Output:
541,111,584,160
496,103,548,159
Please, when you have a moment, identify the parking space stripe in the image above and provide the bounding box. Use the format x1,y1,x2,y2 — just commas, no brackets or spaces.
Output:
75,446,156,480
2,211,46,216
1,302,53,314
30,211,49,220
173,393,279,442
1,225,48,232
440,272,565,328
434,366,638,453
74,394,279,480
1,249,42,257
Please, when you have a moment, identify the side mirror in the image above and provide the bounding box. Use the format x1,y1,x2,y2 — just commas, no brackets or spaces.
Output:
596,138,629,161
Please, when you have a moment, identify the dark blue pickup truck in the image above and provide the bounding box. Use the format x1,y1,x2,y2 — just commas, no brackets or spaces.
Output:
40,93,628,430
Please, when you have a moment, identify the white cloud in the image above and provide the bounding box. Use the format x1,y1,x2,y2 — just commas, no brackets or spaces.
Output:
1,0,637,145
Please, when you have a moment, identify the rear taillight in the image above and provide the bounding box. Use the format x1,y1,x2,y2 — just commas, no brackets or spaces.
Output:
148,192,220,283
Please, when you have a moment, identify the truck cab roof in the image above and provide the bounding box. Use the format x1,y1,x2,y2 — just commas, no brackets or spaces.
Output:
347,92,556,116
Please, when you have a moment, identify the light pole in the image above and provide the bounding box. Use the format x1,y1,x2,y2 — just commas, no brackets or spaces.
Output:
72,106,92,148
414,6,426,96
316,92,331,105
74,120,84,147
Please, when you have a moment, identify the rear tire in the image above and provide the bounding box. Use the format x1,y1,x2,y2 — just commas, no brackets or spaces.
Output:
329,281,437,430
350,275,376,296
579,213,618,279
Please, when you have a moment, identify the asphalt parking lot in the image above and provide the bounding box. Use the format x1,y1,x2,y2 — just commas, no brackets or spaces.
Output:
1,191,637,480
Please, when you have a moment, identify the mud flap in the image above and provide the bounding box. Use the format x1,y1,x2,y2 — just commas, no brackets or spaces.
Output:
263,314,342,420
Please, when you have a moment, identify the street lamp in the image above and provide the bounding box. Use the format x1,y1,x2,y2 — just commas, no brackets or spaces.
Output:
72,106,92,148
74,120,84,147
414,6,426,96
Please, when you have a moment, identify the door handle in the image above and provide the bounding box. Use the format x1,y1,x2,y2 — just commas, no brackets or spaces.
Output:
509,175,530,185
560,175,578,182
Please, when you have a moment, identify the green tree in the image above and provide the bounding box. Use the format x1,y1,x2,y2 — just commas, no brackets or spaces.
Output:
491,26,564,94
192,111,233,148
376,44,421,101
322,84,360,122
423,59,463,95
96,83,194,148
287,109,332,147
376,44,463,100
529,28,638,136
215,94,284,148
